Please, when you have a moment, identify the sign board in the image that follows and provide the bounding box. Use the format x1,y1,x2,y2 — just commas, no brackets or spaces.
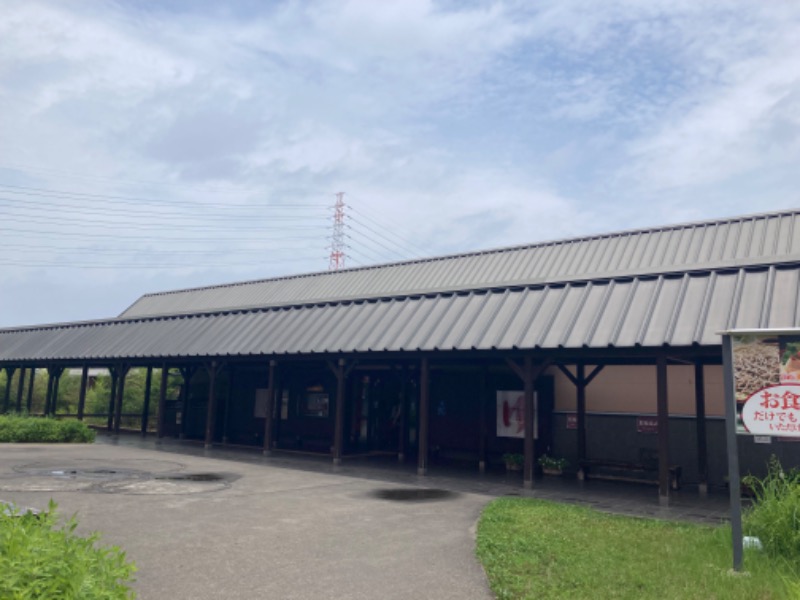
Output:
496,391,537,439
731,332,800,437
636,416,658,434
723,328,800,572
566,413,577,430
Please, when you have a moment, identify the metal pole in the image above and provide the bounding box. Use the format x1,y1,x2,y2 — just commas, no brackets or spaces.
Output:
141,366,153,436
77,366,89,421
694,362,709,496
418,357,430,475
263,361,276,455
656,355,670,504
722,335,744,571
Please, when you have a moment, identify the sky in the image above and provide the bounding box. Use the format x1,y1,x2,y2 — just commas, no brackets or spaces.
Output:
1,0,799,327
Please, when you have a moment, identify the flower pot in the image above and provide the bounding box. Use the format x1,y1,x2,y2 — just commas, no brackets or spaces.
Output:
542,467,563,476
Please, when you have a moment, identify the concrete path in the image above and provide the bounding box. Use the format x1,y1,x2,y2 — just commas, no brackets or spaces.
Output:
0,442,493,600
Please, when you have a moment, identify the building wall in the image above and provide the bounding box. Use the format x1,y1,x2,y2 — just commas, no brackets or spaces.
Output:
551,364,725,417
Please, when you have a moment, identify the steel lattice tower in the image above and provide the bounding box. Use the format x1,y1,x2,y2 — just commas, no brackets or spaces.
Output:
328,192,346,270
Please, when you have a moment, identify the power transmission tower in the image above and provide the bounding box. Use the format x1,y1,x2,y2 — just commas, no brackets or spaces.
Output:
328,192,346,270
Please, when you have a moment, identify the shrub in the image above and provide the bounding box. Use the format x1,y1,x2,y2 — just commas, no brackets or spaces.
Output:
0,501,136,599
743,455,800,558
0,415,95,443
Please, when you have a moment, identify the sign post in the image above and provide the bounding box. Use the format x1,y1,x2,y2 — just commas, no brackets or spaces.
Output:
722,328,800,572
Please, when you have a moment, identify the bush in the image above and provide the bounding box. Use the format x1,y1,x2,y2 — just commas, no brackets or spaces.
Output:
0,501,136,599
743,455,800,558
0,415,95,443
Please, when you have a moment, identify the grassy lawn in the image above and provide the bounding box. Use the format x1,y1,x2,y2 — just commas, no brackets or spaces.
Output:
476,497,798,600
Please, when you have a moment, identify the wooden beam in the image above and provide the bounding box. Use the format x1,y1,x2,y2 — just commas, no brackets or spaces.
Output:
263,360,276,455
478,366,488,473
204,361,218,448
656,355,670,504
332,358,347,465
3,367,15,414
107,368,118,431
114,365,130,435
26,368,35,413
77,366,89,421
694,362,708,496
555,363,579,386
576,363,587,464
15,368,26,413
157,365,168,439
141,366,153,436
418,357,430,475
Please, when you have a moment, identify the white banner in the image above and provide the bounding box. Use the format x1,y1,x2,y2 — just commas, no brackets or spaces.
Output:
496,390,537,439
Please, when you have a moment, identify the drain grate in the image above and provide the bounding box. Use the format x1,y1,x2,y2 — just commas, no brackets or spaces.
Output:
155,473,223,482
372,488,457,502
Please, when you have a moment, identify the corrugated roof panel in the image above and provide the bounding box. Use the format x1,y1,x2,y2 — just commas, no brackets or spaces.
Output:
417,294,472,350
494,289,546,349
472,290,526,350
697,271,738,345
613,278,659,347
457,292,504,349
538,284,588,348
640,276,683,347
666,275,710,346
439,292,491,350
731,269,770,330
116,210,800,319
369,300,421,352
765,267,800,329
563,283,608,347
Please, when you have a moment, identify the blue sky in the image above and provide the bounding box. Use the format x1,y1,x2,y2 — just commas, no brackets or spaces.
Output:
1,0,799,326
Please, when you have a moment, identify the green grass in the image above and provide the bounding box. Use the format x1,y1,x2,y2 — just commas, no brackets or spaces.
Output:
0,501,136,599
477,497,797,599
0,415,95,443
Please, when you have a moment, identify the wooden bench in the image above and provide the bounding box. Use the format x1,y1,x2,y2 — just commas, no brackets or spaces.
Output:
578,459,682,490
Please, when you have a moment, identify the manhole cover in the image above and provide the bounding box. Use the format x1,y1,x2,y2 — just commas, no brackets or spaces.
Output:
371,488,457,502
97,477,230,496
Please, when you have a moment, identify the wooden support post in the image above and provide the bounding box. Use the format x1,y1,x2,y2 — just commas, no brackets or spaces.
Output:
204,361,218,449
398,366,407,462
576,363,587,465
522,356,536,488
26,368,35,413
179,367,196,439
77,366,89,421
418,357,430,476
222,366,235,444
51,368,62,416
3,367,16,413
44,369,54,416
107,369,118,431
694,362,708,496
16,368,26,413
478,366,488,473
263,361,276,455
656,355,670,504
157,365,168,439
141,366,153,436
114,366,129,435
332,359,347,465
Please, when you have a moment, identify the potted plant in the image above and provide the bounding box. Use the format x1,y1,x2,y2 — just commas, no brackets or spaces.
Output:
538,454,568,476
502,453,524,471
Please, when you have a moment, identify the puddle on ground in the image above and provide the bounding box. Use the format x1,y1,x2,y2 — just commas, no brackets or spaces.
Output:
371,488,458,502
4,462,236,496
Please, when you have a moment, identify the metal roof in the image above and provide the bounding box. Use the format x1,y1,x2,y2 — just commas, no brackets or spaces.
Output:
3,264,799,364
119,209,800,319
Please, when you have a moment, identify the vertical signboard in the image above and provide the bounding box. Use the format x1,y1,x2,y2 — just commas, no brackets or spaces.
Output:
496,391,537,439
723,329,800,572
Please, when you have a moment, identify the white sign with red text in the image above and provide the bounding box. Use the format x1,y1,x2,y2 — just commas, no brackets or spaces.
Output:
741,384,800,436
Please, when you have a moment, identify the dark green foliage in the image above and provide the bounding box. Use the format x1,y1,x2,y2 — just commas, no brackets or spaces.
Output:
0,500,136,599
0,415,95,443
744,455,800,558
